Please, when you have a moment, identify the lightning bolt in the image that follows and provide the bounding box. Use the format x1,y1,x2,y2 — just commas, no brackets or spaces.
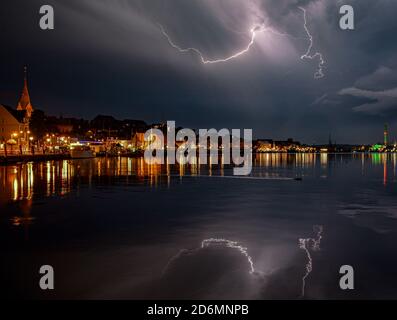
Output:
299,7,326,79
298,225,323,298
163,232,325,297
159,7,326,78
159,23,266,64
162,238,256,275
202,238,255,274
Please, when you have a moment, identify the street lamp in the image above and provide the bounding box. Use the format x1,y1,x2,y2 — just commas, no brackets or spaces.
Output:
28,136,34,154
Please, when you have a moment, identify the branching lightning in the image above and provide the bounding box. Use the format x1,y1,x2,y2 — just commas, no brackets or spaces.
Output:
162,248,190,275
202,238,255,274
163,229,324,297
162,238,256,275
159,6,326,78
299,7,325,79
298,225,323,298
159,23,266,64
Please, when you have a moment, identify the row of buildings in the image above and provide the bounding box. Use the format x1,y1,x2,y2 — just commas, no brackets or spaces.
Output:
0,68,150,154
1,67,396,155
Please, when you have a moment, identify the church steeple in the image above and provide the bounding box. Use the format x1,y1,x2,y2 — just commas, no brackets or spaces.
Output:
16,66,34,118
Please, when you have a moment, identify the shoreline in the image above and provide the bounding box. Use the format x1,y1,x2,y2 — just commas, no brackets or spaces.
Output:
0,151,394,166
0,152,144,165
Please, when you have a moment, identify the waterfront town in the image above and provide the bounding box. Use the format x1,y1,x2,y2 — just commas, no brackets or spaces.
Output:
1,68,396,163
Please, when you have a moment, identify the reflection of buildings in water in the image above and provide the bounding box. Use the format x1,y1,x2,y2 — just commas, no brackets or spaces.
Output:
0,163,34,204
2,154,393,204
178,162,185,178
60,160,72,195
384,155,387,186
254,153,317,180
11,199,34,226
0,157,230,201
320,153,328,167
252,153,394,186
361,153,365,176
371,153,389,186
254,153,317,169
0,163,35,232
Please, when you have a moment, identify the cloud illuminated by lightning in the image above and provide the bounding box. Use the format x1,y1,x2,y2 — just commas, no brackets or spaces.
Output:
159,6,326,78
298,225,323,298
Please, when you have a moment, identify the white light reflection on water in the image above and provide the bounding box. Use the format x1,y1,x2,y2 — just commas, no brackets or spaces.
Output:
298,225,323,298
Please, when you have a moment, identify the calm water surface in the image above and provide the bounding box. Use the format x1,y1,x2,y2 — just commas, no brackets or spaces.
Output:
1,153,397,299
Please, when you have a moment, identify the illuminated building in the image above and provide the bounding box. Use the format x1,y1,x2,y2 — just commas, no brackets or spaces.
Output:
0,105,28,144
16,66,34,118
0,67,33,150
254,139,273,152
371,144,385,152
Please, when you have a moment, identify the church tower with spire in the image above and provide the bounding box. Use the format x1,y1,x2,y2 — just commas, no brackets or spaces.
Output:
16,66,34,118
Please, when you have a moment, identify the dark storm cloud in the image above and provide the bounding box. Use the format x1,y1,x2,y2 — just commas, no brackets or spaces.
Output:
339,67,397,116
0,0,396,143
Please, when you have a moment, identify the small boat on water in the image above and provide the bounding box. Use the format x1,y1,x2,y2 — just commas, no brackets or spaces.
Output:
70,145,96,159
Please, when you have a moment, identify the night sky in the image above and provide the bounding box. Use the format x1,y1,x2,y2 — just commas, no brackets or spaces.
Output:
1,0,396,144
